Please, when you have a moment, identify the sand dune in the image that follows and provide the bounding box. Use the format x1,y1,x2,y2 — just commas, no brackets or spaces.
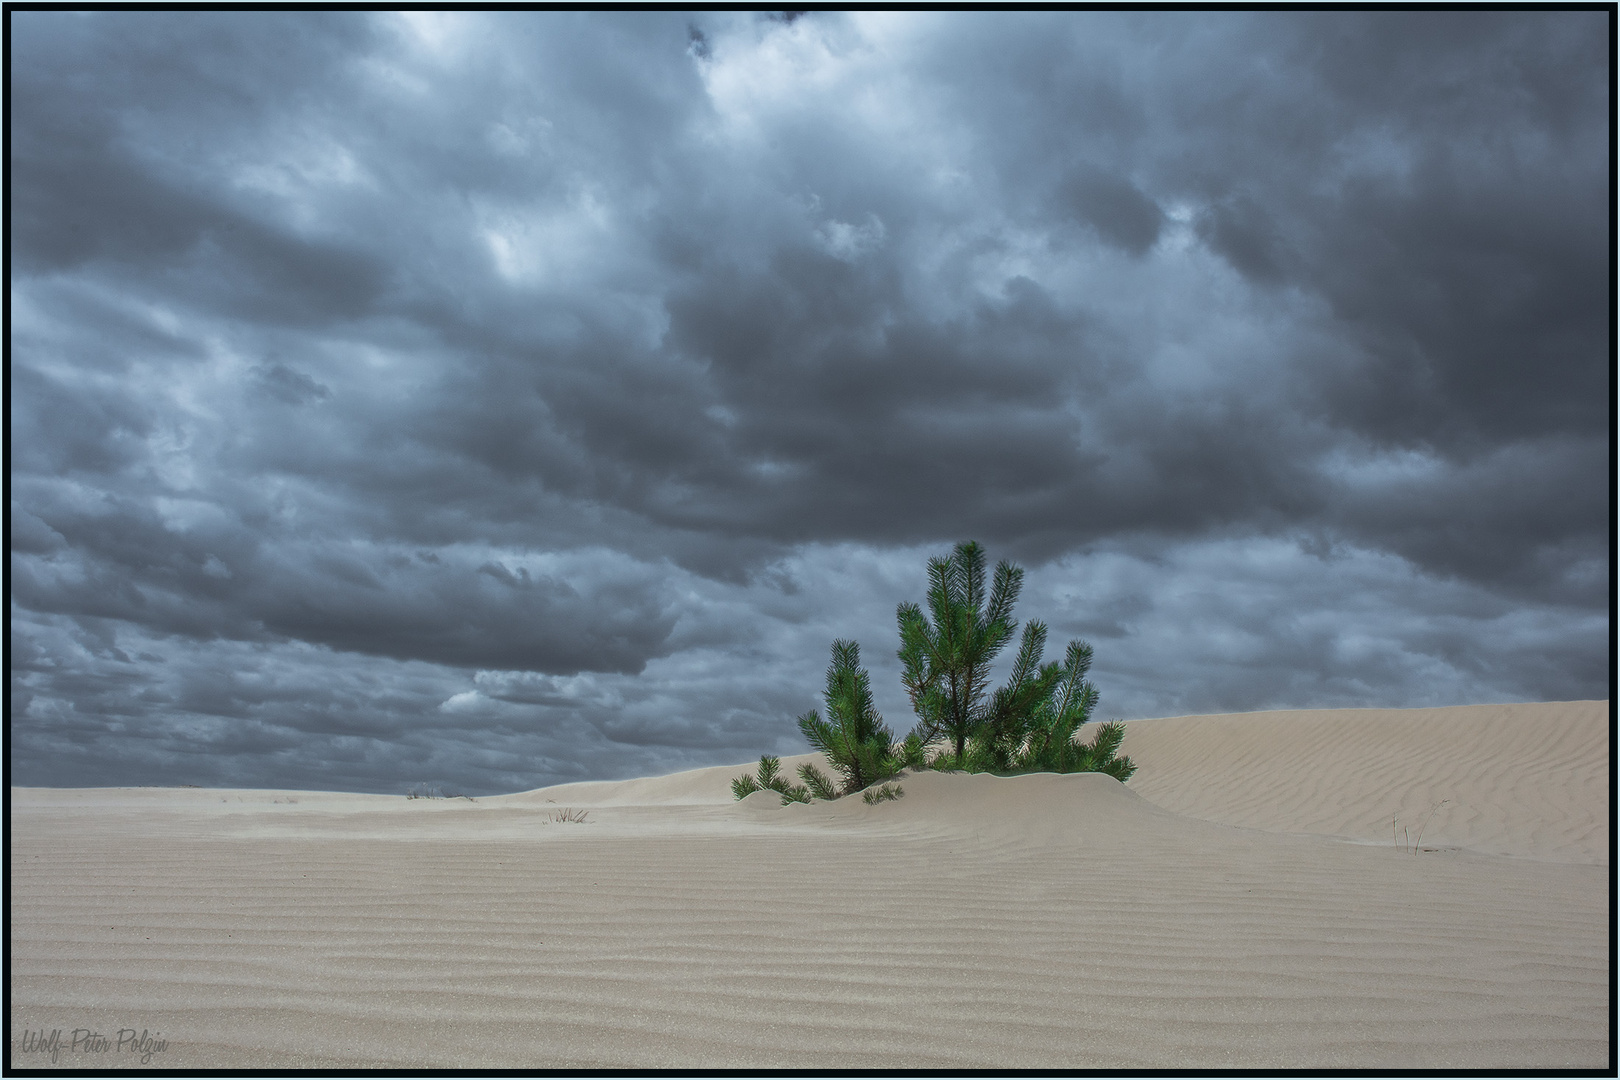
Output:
9,702,1610,1069
1119,700,1610,862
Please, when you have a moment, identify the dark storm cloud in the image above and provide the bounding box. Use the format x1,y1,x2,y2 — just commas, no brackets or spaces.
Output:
10,488,679,673
9,11,1607,794
1064,169,1165,256
252,363,331,405
10,12,390,324
1196,196,1286,285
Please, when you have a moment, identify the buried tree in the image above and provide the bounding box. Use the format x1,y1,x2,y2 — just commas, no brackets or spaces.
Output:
897,540,1135,780
896,541,1022,762
795,639,900,798
975,634,1135,780
733,542,1134,805
731,638,902,805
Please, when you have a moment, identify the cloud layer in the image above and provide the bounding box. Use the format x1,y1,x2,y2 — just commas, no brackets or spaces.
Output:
10,12,1609,793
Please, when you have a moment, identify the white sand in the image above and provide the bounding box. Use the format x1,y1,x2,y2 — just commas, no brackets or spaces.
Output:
9,701,1609,1069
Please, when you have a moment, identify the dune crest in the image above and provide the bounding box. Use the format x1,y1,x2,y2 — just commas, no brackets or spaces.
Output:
1118,700,1608,863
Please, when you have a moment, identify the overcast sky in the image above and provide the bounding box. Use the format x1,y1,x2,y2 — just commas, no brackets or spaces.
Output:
10,11,1610,795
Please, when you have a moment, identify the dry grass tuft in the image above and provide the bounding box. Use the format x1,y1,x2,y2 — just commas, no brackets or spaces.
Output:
1393,799,1449,854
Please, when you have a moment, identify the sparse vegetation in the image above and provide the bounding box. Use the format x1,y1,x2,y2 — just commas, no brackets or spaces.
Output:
549,807,589,823
1394,799,1449,853
732,541,1137,811
731,641,902,805
406,783,475,801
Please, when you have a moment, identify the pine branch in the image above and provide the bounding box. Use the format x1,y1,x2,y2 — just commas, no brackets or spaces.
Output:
797,762,839,801
1065,640,1093,681
1097,754,1137,783
1089,719,1126,763
959,541,987,617
797,708,832,755
983,559,1024,640
1008,619,1047,690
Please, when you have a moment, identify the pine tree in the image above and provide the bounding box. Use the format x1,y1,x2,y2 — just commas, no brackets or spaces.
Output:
797,639,898,796
1018,639,1102,771
978,619,1066,770
896,541,1023,761
954,618,1137,781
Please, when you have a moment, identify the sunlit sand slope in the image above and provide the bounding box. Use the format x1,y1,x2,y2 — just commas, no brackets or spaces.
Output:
1118,701,1609,862
9,703,1610,1070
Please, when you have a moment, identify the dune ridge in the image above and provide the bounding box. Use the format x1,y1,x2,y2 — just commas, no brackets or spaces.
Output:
1118,700,1609,862
9,701,1610,1069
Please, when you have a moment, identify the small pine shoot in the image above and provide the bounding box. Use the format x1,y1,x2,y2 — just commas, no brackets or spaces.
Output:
897,733,928,770
734,755,799,801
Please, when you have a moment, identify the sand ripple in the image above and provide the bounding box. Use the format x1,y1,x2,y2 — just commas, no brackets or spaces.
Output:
9,702,1609,1069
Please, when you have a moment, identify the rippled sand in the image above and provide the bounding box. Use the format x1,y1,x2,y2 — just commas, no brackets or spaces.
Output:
9,700,1609,1069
